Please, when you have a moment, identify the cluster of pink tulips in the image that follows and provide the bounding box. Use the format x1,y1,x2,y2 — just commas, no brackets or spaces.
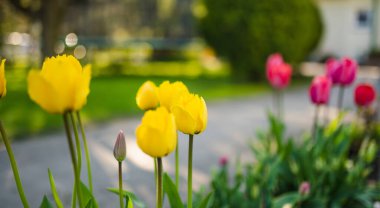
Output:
266,53,378,136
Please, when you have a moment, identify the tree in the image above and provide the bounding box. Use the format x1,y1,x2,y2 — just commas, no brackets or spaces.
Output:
6,0,87,59
197,0,323,81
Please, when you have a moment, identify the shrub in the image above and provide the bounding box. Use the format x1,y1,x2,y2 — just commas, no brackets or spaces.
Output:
197,0,323,81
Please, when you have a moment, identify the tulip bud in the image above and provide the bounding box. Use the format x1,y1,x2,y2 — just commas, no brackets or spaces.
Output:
113,130,126,162
309,75,332,105
266,53,292,89
298,181,310,195
136,81,159,110
354,83,376,107
325,58,342,85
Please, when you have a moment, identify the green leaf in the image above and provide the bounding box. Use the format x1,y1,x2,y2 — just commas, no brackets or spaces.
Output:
39,195,54,208
80,181,98,208
197,192,214,208
107,187,145,208
163,173,184,208
126,194,134,208
273,192,301,208
47,169,64,208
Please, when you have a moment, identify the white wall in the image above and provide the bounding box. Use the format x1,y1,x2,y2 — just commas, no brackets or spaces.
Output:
317,0,373,59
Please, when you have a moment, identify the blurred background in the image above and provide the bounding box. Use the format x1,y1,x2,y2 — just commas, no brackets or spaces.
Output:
0,0,378,139
1,0,380,207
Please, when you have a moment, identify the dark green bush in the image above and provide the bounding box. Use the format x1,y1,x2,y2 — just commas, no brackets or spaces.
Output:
197,0,323,81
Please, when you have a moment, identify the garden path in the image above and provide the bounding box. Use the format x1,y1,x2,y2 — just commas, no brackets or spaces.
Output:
0,77,377,207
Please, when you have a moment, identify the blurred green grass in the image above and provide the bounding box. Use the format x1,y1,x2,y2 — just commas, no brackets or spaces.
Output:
0,72,271,140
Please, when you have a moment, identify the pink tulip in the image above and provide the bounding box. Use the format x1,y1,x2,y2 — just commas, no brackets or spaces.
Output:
354,83,376,107
325,57,357,86
219,156,228,166
309,75,332,105
266,53,292,89
339,57,357,86
325,58,343,85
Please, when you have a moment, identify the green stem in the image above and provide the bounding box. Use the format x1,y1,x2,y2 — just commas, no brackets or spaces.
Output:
63,113,83,208
71,183,77,208
118,161,124,208
188,134,194,208
312,105,320,141
69,113,82,175
337,86,345,114
76,111,93,193
175,141,179,190
154,158,158,192
0,121,30,208
156,157,163,208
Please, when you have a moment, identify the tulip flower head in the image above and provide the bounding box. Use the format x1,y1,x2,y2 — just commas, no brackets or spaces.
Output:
114,130,127,162
309,75,332,105
158,81,189,112
136,81,159,110
172,93,208,135
339,57,357,86
28,55,91,114
266,53,292,89
0,59,6,98
354,83,376,107
325,58,343,85
136,107,177,158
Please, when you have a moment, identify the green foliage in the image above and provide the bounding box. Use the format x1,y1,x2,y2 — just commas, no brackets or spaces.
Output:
163,173,185,208
39,195,54,208
107,187,145,208
47,169,63,208
201,115,380,207
198,0,323,81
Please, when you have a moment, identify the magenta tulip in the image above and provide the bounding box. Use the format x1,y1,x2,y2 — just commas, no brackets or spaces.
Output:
354,83,376,107
309,75,332,105
325,58,343,85
339,57,357,86
266,53,292,89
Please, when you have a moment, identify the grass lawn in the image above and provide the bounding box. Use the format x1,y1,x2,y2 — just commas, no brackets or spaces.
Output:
1,74,274,140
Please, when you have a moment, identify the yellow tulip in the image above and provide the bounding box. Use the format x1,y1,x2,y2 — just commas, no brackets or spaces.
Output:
172,93,207,135
0,59,6,98
136,107,177,158
136,81,159,110
28,55,91,114
158,81,189,112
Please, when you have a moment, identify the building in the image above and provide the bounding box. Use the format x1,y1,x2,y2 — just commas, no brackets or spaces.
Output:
317,0,380,61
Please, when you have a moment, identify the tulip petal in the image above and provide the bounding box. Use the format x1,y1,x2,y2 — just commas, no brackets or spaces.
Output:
28,70,64,113
0,59,6,97
136,125,175,157
172,105,197,134
73,64,91,110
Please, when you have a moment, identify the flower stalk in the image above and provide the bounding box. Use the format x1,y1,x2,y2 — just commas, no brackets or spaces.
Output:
188,134,194,208
118,161,124,208
156,157,163,208
337,85,344,113
0,120,30,208
76,111,93,193
63,113,83,208
175,141,179,189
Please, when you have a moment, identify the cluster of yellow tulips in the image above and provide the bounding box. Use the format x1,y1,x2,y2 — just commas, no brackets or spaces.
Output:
136,80,208,208
0,54,208,208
